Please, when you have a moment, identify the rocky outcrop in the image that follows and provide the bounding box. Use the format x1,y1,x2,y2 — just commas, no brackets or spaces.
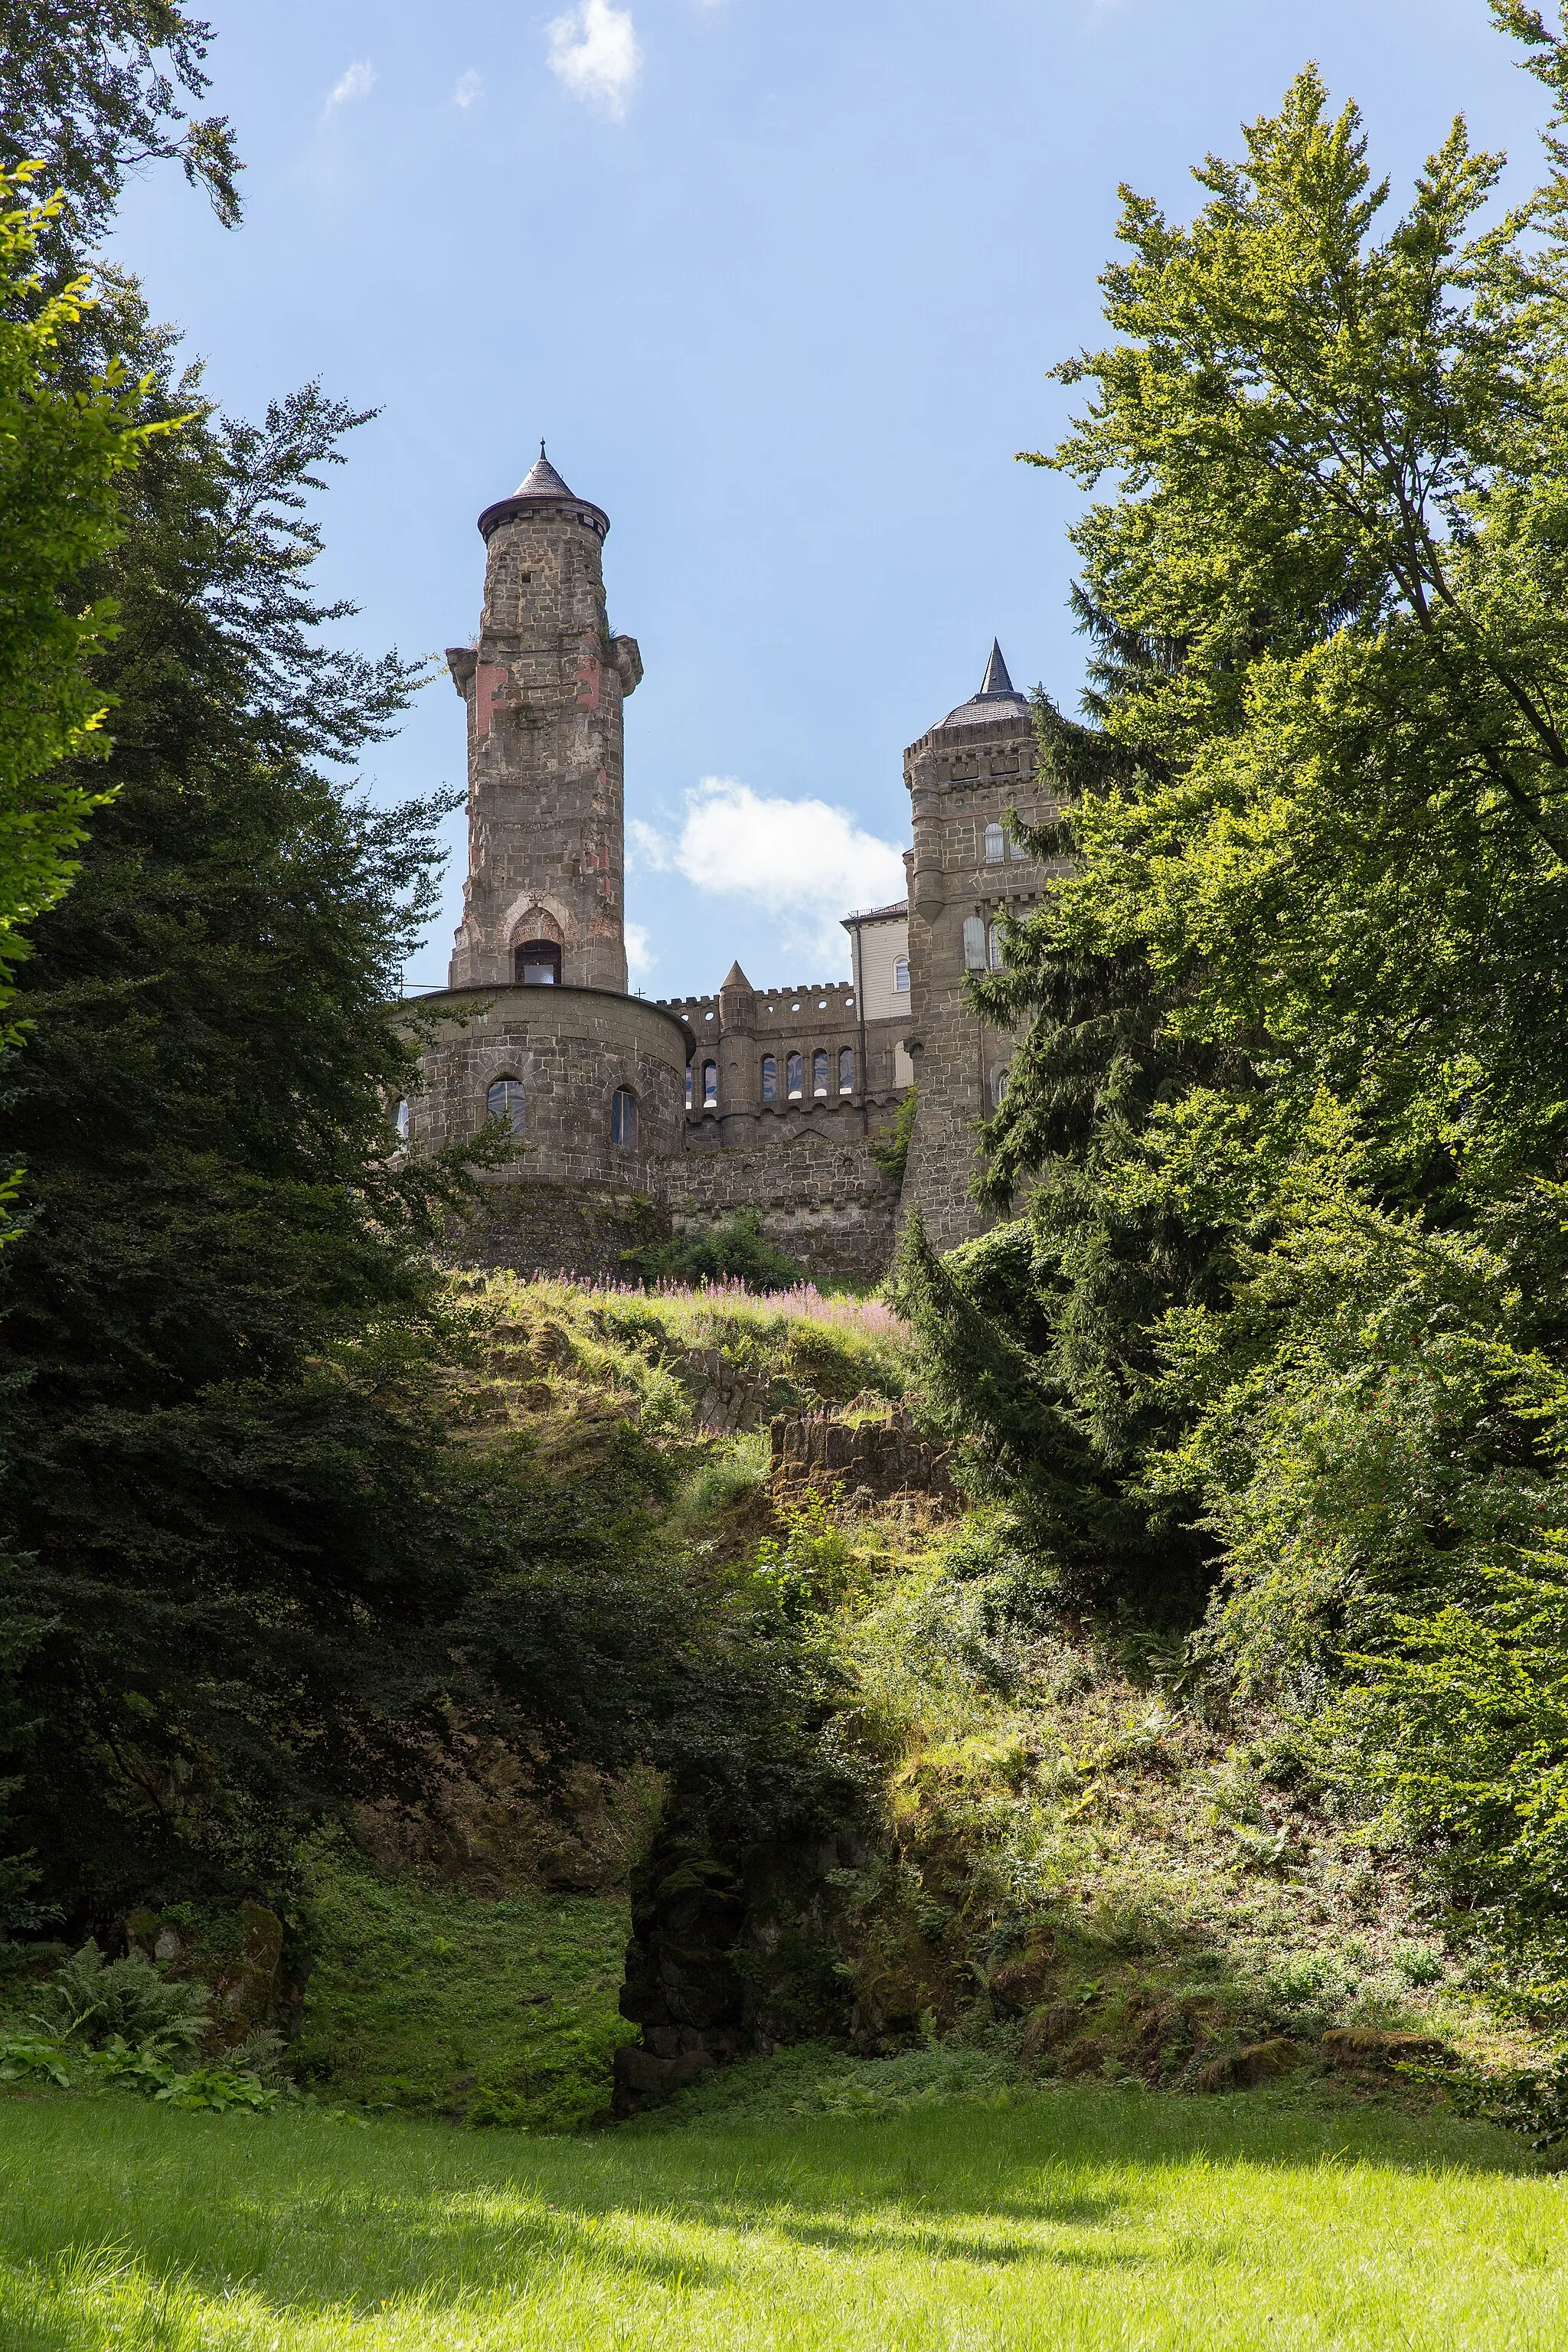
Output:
769,1399,952,1501
612,1816,870,2115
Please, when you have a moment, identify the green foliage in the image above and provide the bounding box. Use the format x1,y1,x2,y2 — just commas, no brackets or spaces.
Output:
27,1940,207,2053
893,5,1568,2009
289,1861,636,2131
0,168,160,1025
629,1208,807,1292
0,1,242,258
867,1084,917,1181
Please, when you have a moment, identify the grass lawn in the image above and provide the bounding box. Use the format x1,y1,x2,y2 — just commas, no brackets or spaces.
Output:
2,2081,1566,2350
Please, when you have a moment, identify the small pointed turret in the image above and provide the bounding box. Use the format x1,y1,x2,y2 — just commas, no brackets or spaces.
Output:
720,959,753,991
978,640,1016,698
514,441,576,501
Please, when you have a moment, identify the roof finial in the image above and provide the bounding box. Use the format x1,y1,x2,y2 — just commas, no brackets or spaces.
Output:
540,436,547,459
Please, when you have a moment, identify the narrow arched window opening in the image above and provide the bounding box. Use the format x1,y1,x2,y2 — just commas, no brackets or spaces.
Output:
989,1066,1010,1108
685,1064,694,1110
984,822,1005,864
893,954,910,992
611,1087,639,1147
761,1054,777,1102
962,915,987,971
485,1076,525,1135
394,1099,410,1143
988,922,1005,971
702,1059,718,1108
812,1049,828,1097
838,1047,854,1096
786,1051,802,1100
514,939,562,985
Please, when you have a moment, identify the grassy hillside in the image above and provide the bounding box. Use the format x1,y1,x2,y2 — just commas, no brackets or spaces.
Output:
299,1272,1548,2121
2,2077,1563,2350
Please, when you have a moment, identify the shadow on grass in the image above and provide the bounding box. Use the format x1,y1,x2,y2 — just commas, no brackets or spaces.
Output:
0,2078,1545,2340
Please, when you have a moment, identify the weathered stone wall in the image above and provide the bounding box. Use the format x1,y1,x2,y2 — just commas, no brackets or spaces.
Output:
667,1136,901,1287
441,1180,670,1279
899,700,1063,1250
660,969,909,1151
404,984,691,1187
445,459,639,995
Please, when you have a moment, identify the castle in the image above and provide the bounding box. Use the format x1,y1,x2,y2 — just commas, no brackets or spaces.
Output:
403,449,1063,1282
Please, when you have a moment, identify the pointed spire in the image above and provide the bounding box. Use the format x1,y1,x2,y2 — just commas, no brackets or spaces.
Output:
720,959,753,991
978,639,1015,697
514,442,575,500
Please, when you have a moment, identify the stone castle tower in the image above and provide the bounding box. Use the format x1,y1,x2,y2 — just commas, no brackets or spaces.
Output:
444,446,643,994
403,450,1054,1286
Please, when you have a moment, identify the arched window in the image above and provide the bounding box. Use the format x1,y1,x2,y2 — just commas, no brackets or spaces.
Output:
786,1051,802,1099
394,1098,410,1143
610,1087,639,1146
988,922,1005,971
485,1076,525,1135
893,955,910,993
761,1054,777,1102
838,1047,854,1095
514,939,562,985
1008,831,1027,860
989,1066,1010,1108
962,914,987,970
984,822,1005,864
702,1059,717,1108
812,1049,828,1097
685,1063,694,1110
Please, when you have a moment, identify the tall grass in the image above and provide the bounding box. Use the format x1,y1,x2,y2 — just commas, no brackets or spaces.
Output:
1,2082,1563,2349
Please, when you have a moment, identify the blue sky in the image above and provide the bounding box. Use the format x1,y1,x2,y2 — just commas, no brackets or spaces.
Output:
111,0,1547,994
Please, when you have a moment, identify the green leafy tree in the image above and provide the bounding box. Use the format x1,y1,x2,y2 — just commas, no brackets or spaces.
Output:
0,2,240,262
0,169,155,1026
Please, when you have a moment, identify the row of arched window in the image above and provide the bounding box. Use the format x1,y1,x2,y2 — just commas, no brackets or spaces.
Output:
687,1047,855,1112
476,1076,640,1148
962,916,1008,972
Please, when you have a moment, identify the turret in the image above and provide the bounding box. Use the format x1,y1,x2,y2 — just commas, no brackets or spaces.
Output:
446,444,642,993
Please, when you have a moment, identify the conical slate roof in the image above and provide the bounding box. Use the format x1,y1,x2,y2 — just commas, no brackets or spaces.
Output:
514,442,575,500
929,642,1030,733
477,441,609,544
720,959,753,991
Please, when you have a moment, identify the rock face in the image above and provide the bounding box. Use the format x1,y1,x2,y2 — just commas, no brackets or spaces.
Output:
612,1815,869,2115
769,1403,952,1501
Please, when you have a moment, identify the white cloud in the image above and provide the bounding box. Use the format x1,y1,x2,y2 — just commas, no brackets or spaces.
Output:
452,68,483,108
322,59,376,118
625,922,655,982
627,816,672,874
546,0,640,119
635,777,907,965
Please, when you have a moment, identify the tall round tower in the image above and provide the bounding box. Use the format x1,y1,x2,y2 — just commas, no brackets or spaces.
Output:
445,446,643,992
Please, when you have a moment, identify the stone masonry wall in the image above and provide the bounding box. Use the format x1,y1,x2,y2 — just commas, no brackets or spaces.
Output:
446,469,640,996
404,985,690,1185
667,1137,901,1288
899,706,1063,1251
